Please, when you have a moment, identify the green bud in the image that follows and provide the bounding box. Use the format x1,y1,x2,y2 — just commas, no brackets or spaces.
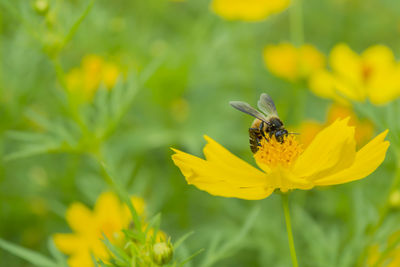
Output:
33,0,49,16
152,241,173,265
390,190,400,208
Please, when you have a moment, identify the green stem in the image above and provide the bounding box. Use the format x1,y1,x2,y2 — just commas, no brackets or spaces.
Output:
58,0,96,52
289,0,304,46
281,193,299,267
92,150,143,233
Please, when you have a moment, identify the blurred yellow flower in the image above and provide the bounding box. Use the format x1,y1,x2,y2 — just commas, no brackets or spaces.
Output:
299,104,374,147
368,231,400,266
172,118,389,200
211,0,290,22
263,43,325,82
53,192,145,267
66,54,121,100
310,44,400,105
390,190,400,208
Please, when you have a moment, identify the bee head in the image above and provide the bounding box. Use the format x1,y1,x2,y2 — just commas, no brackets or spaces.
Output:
269,117,284,128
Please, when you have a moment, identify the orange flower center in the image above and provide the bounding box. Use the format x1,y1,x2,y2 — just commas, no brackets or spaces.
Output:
254,135,303,168
362,64,373,83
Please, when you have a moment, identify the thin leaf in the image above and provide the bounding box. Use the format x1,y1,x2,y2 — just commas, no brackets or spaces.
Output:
174,231,195,250
25,110,53,130
145,213,162,243
91,253,100,267
178,248,205,267
59,0,96,51
6,131,49,142
0,238,57,267
4,143,61,161
99,161,143,234
101,234,130,265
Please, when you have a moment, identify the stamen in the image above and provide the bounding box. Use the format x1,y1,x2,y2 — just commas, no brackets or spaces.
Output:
254,135,303,168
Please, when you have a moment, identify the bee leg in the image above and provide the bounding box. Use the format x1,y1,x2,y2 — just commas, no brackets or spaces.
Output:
258,121,269,142
268,131,274,140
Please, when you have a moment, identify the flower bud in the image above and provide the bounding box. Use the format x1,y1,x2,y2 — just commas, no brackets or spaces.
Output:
33,0,49,16
390,190,400,208
152,241,173,265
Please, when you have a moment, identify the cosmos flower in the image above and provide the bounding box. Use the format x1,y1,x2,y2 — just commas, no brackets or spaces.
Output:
309,44,400,105
66,54,121,100
263,43,325,82
53,192,145,267
298,104,374,147
171,118,389,200
211,0,290,22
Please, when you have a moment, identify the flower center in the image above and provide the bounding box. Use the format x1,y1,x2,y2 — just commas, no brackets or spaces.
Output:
254,135,303,168
361,64,373,83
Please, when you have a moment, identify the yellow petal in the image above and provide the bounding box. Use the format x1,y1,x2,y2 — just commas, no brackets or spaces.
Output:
367,64,400,105
66,203,95,233
265,167,313,192
362,45,395,70
297,120,323,148
308,70,361,103
67,251,94,267
94,192,125,236
171,136,273,200
313,130,389,186
211,0,289,22
298,44,326,77
293,118,356,180
102,62,120,89
53,233,84,255
263,43,298,81
330,43,363,88
309,70,338,99
327,104,374,146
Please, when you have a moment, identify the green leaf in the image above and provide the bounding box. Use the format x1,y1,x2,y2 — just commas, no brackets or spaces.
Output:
0,238,57,267
200,205,260,267
47,238,68,267
178,248,205,267
6,131,49,142
123,229,145,243
91,253,100,267
4,143,60,161
174,231,195,250
145,213,162,243
98,162,143,235
101,233,130,266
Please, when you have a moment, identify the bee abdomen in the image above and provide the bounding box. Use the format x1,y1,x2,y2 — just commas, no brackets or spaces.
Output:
249,128,263,154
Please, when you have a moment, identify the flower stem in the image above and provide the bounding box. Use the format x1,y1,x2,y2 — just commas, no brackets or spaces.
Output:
289,0,304,46
281,193,299,267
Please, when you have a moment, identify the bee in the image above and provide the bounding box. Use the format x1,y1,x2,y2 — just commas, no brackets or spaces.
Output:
230,93,289,153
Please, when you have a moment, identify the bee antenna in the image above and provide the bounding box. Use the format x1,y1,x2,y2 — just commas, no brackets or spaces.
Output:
288,132,300,135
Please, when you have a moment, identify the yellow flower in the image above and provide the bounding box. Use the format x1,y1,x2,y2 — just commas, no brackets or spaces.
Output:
310,43,400,105
66,54,121,100
299,104,374,147
211,0,290,22
53,192,145,267
171,118,389,200
263,43,325,82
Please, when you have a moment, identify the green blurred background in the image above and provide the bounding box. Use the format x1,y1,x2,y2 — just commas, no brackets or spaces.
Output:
1,0,400,266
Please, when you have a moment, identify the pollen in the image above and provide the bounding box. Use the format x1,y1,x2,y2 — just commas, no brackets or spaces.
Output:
254,135,303,168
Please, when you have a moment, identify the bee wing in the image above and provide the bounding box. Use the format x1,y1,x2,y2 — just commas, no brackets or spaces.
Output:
230,101,269,123
257,93,278,117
